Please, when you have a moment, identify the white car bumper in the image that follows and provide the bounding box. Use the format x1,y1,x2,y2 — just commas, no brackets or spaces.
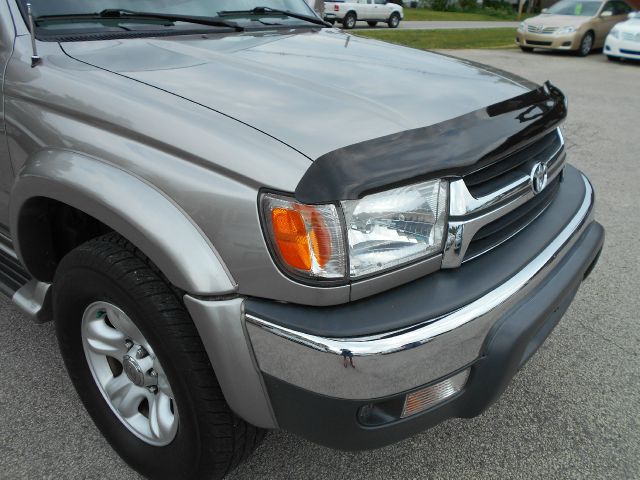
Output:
605,35,640,60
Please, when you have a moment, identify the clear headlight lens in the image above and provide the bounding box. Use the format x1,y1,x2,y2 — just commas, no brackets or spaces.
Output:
518,22,526,31
556,26,577,34
341,179,448,279
609,29,620,39
261,194,346,279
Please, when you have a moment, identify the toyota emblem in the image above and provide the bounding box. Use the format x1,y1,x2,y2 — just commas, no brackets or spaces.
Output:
531,162,548,194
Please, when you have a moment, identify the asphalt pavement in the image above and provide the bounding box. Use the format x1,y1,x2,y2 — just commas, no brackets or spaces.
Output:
1,51,639,480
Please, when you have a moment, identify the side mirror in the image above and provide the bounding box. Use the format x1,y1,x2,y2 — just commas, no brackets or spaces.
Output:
601,10,613,17
629,11,639,19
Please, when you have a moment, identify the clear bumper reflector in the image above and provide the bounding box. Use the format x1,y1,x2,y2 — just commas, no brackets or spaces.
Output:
401,369,470,418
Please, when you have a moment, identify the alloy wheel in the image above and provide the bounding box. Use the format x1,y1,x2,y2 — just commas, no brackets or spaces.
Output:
81,301,178,446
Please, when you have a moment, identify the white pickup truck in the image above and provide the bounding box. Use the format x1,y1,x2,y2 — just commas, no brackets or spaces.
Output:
324,0,404,29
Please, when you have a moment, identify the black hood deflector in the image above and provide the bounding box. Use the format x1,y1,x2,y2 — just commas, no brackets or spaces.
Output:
295,82,567,204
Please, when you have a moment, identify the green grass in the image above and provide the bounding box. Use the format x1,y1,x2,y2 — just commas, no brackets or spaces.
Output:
403,8,527,22
356,28,517,50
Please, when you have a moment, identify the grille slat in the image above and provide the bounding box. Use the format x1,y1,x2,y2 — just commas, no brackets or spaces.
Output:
527,25,558,34
465,129,562,197
459,128,564,263
466,177,561,260
622,32,640,42
525,40,553,46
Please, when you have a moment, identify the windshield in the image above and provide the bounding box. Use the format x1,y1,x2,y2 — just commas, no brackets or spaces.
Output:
20,0,317,30
546,0,602,16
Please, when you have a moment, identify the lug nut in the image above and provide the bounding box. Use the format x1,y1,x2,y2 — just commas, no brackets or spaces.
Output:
148,385,158,394
136,347,147,359
125,339,134,349
149,369,157,377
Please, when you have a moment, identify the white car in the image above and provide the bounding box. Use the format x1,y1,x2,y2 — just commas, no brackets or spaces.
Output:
605,11,640,60
324,0,404,29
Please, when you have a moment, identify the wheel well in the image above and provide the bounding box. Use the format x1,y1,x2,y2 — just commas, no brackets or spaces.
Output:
17,197,112,282
345,10,356,18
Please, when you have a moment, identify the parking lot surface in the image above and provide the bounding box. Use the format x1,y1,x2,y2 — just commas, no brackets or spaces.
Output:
1,51,639,480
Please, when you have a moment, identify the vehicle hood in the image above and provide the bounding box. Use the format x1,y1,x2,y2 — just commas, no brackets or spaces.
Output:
525,14,592,28
62,29,531,160
614,18,640,32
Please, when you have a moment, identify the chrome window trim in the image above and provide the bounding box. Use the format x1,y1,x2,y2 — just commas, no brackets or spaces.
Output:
442,128,565,269
245,173,594,399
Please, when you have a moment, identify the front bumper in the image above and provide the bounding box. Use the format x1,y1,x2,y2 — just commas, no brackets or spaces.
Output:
244,169,603,448
605,36,640,59
516,30,579,50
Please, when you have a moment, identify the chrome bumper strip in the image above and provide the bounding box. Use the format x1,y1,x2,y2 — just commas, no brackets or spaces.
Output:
246,174,594,400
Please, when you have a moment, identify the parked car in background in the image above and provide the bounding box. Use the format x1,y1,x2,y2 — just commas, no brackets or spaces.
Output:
324,0,404,28
605,11,640,59
516,0,634,55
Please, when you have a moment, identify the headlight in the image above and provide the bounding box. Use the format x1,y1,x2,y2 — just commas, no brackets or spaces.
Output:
609,29,620,39
556,26,577,35
341,179,448,279
261,179,448,281
518,22,526,31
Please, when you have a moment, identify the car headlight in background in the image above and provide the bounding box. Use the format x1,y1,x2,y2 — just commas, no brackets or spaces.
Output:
518,22,526,31
609,29,620,39
342,180,448,278
556,26,577,35
261,179,448,281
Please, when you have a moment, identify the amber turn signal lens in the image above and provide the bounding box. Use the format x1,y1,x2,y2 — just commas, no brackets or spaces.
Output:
271,208,312,271
261,194,346,279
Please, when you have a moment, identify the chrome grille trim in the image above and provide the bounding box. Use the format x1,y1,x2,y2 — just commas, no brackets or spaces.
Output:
527,25,558,34
622,32,640,42
442,129,565,269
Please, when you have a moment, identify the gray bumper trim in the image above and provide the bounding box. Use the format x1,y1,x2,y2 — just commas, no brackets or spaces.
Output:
246,174,594,400
184,296,277,429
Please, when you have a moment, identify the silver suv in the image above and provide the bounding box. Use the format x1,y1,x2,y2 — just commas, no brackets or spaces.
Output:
0,1,604,479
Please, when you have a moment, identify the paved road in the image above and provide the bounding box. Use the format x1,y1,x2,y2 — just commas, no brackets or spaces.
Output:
353,20,519,30
1,51,639,480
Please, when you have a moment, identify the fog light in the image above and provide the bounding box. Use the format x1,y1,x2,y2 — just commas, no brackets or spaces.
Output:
401,369,469,418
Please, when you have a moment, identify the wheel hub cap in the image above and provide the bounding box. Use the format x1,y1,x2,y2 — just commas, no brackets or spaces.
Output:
123,355,145,386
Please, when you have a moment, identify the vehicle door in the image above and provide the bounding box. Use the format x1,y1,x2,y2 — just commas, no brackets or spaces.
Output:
0,1,16,232
360,0,375,19
594,1,619,44
373,0,391,19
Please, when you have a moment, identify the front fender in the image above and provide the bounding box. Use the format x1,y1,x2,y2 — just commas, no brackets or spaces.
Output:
10,149,236,296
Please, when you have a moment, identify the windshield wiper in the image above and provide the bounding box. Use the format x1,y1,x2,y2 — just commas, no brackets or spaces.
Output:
34,9,243,31
218,7,331,27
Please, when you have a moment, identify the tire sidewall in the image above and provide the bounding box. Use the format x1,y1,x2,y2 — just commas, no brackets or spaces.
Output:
389,13,400,28
54,261,202,479
579,32,593,56
343,12,356,29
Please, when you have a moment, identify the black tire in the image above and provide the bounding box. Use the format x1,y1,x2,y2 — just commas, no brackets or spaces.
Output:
367,21,378,27
327,19,336,25
388,12,401,28
520,46,534,53
53,232,264,480
577,32,594,57
342,12,357,29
